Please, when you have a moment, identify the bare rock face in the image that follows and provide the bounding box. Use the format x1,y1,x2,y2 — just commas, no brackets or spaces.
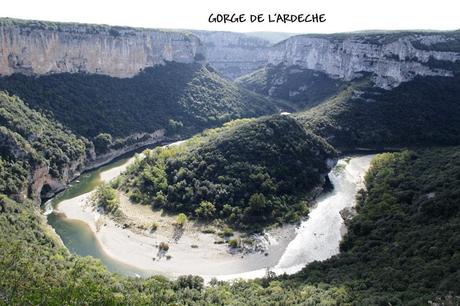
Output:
193,31,271,79
268,33,460,88
0,19,205,77
2,19,459,89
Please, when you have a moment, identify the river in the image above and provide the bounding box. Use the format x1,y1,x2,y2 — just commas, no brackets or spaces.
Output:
45,148,374,280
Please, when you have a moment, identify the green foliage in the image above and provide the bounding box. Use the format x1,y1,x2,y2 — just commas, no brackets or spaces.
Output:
176,213,188,227
93,133,113,154
293,147,460,304
121,115,336,230
0,91,87,197
166,119,184,136
296,75,460,149
195,200,216,220
0,63,284,139
248,193,267,213
237,63,344,110
4,146,458,306
228,238,239,248
92,183,119,213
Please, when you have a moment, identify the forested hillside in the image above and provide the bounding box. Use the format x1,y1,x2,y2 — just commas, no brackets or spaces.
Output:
291,148,460,304
0,62,286,139
237,64,344,110
0,91,88,199
1,17,459,305
120,115,336,229
296,75,460,150
1,148,458,305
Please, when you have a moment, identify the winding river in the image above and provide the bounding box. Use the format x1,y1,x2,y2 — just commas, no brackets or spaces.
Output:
45,146,374,280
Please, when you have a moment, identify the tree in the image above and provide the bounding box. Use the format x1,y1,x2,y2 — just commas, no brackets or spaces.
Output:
93,183,119,213
93,133,112,154
248,193,266,212
195,201,216,220
167,119,184,135
153,191,167,206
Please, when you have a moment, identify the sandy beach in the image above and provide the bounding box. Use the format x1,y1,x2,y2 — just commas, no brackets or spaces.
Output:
57,151,296,278
58,192,296,278
56,151,374,280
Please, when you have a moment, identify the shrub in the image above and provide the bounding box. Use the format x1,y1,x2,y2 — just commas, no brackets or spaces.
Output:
228,239,239,248
220,226,234,237
176,213,187,228
93,183,119,213
195,201,216,220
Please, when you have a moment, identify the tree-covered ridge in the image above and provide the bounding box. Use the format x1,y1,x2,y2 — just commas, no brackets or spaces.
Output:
120,115,336,229
237,64,344,110
2,148,459,305
295,75,460,150
0,91,87,197
0,17,178,36
291,148,460,304
0,62,285,140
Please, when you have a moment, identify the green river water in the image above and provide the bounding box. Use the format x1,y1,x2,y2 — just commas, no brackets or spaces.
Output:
46,149,155,277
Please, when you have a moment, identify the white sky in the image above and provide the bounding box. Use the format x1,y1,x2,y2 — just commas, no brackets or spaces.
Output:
1,0,459,34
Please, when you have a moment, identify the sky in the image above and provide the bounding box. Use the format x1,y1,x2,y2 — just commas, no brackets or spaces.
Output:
1,0,459,34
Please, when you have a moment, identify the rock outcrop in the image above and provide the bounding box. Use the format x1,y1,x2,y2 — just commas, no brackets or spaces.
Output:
268,33,460,88
2,18,459,89
0,18,205,77
192,30,271,79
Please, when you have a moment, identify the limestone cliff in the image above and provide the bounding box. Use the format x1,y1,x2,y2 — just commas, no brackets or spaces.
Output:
2,18,458,89
0,18,205,77
268,32,460,88
192,31,271,79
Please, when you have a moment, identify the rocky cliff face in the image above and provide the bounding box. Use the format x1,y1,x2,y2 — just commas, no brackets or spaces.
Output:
268,33,460,88
3,19,458,89
192,31,271,79
0,19,205,77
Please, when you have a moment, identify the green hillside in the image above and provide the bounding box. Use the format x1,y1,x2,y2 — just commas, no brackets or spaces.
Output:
296,75,460,150
292,147,460,304
2,148,459,305
0,62,285,139
0,91,87,198
237,64,344,110
120,115,336,229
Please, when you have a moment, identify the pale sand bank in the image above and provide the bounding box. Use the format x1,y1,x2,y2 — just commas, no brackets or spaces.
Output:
57,147,296,278
58,191,295,278
56,147,374,280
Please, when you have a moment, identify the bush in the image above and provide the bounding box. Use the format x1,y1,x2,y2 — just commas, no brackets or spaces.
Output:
195,201,216,220
93,133,112,154
220,226,234,237
228,239,239,248
176,213,187,228
93,183,119,213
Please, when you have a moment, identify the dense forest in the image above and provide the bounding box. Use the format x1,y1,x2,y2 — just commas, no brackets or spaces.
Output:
1,148,459,305
1,18,459,304
291,148,460,304
237,63,344,110
296,75,460,150
0,91,88,198
0,62,286,140
119,115,336,229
